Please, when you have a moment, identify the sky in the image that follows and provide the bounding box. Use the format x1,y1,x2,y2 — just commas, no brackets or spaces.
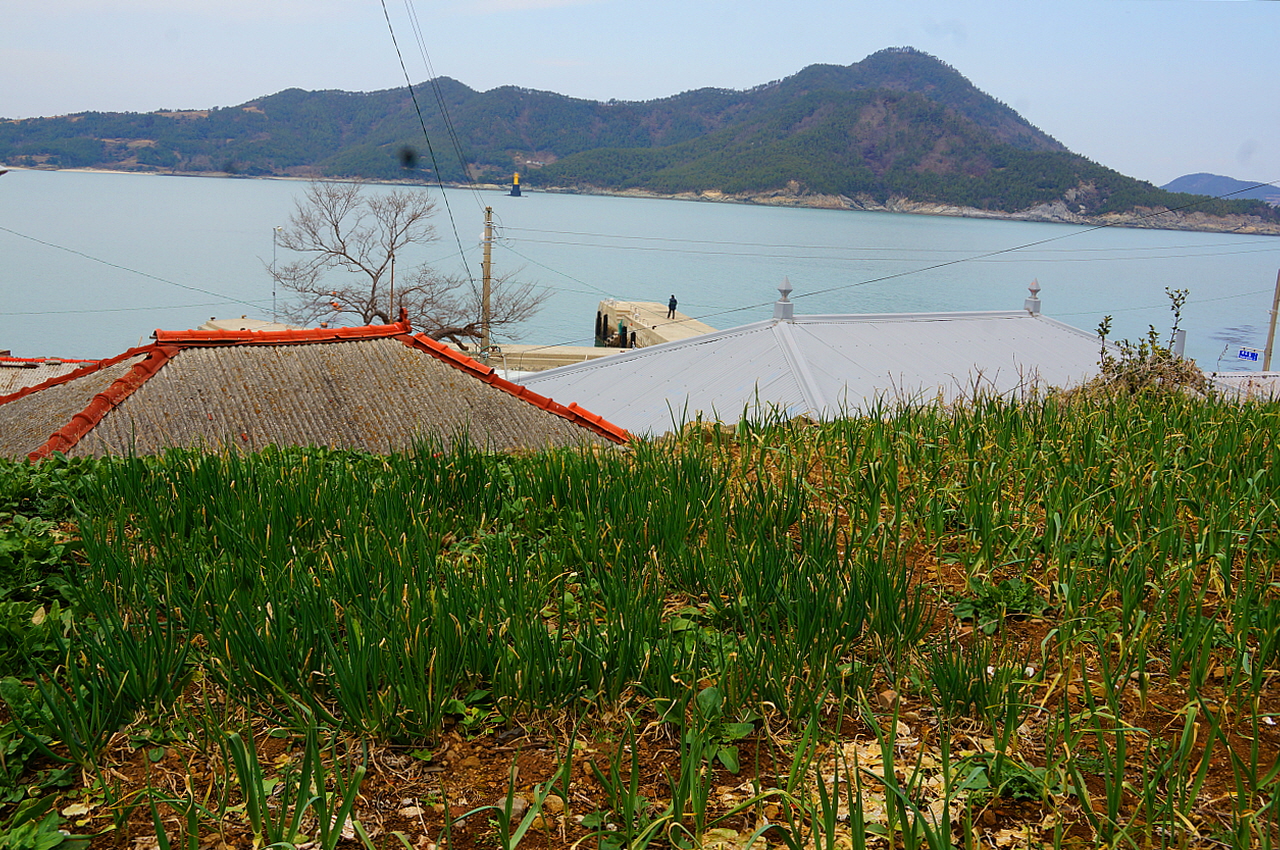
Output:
3,0,1279,189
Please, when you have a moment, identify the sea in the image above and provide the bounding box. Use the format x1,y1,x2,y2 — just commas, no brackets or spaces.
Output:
2,168,1279,371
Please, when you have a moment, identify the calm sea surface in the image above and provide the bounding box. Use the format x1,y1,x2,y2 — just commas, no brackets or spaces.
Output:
3,168,1279,369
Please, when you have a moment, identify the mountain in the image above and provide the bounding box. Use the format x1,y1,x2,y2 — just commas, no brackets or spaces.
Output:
2,48,1276,228
1162,173,1280,206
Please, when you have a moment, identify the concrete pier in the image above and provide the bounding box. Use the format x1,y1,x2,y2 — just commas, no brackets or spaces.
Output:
489,344,616,373
595,300,716,348
474,299,718,374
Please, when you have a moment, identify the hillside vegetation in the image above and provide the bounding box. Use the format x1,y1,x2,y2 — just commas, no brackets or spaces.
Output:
1,391,1278,849
2,48,1274,225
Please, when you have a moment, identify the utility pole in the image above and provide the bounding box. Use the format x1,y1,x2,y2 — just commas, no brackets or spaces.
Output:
1264,267,1280,371
272,226,281,322
481,206,493,358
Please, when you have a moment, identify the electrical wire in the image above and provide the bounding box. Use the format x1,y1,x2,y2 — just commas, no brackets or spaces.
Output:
783,186,1280,306
399,0,487,213
4,300,272,317
612,183,1280,327
500,225,1280,255
479,180,1280,338
482,183,1280,354
492,233,1280,264
495,242,617,298
379,0,476,286
0,224,266,310
979,245,1280,263
1057,286,1276,318
486,179,1280,298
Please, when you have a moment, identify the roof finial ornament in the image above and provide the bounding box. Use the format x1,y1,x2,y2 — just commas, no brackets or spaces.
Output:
774,276,795,321
1024,278,1042,315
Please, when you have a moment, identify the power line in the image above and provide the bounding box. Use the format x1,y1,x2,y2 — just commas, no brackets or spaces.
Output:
0,224,264,309
378,0,476,286
495,242,617,298
4,300,271,317
770,189,1280,312
500,224,1280,255
399,0,487,213
641,185,1280,326
497,233,1280,264
1057,287,1276,318
481,179,1280,333
979,245,1280,263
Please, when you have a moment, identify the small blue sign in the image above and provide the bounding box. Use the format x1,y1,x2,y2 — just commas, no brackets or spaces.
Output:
1238,347,1261,362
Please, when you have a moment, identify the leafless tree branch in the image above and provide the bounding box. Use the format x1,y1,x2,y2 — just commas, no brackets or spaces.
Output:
269,181,545,340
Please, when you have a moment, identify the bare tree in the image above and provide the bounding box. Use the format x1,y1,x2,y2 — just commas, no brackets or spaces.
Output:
271,181,544,346
405,267,545,349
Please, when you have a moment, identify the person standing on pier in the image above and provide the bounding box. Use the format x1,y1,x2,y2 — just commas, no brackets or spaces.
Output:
667,295,678,319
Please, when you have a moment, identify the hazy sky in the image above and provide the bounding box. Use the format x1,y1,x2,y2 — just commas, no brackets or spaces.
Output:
4,0,1278,188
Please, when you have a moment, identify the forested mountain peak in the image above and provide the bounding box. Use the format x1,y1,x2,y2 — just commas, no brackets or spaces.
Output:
771,48,1063,152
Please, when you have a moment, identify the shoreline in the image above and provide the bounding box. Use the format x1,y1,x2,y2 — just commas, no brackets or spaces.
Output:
12,165,1280,236
537,185,1280,236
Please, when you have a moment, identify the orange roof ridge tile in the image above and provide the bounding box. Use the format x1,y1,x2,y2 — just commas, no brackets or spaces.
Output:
154,319,412,347
1,356,98,365
29,346,178,461
400,332,630,445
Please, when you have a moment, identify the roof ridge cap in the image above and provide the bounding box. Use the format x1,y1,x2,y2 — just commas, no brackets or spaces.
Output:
401,333,629,444
29,346,178,461
1,356,98,365
0,344,154,407
153,320,413,347
772,321,828,413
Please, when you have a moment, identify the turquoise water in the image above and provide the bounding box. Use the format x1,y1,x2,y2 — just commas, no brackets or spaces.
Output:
2,168,1278,368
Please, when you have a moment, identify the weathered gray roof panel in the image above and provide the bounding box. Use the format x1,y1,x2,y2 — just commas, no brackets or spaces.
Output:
0,359,96,395
0,329,623,459
0,355,145,459
71,338,599,457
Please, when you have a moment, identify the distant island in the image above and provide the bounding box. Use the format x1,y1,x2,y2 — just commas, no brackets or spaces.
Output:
3,47,1277,234
1162,173,1280,206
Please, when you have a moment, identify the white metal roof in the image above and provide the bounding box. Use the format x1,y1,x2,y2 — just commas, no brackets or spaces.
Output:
517,308,1105,435
1206,371,1280,399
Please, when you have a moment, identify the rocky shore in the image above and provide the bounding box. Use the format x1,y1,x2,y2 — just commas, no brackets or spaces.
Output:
542,184,1280,236
31,166,1279,236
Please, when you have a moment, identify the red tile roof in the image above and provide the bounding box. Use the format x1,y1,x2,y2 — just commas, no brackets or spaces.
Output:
0,319,628,460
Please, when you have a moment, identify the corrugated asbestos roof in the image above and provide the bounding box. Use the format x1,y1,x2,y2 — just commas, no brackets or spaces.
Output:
517,310,1105,435
0,356,101,395
0,319,627,460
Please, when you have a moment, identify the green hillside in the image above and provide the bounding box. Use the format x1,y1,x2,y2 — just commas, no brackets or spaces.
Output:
1,47,1274,222
538,88,1253,216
